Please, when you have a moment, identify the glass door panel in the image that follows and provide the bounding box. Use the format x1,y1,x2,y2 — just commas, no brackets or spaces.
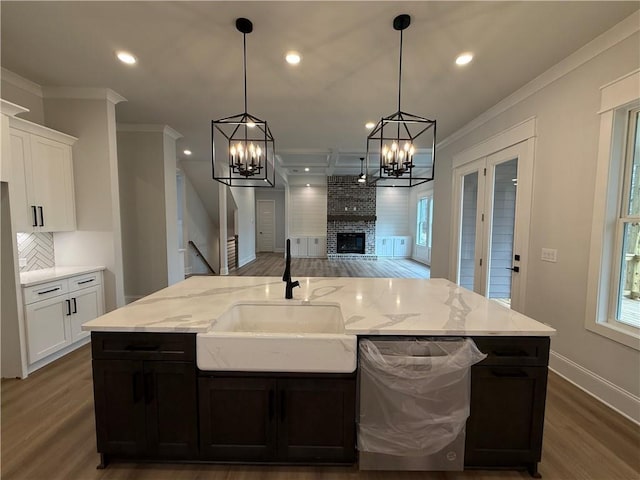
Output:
459,171,479,291
487,158,518,307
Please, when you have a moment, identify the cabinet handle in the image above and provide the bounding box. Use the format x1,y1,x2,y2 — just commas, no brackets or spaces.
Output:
280,390,286,421
77,278,95,285
38,206,44,227
65,299,71,316
72,297,77,314
144,373,154,404
491,368,528,378
132,372,143,403
38,287,60,295
268,390,275,421
125,345,160,352
31,206,38,227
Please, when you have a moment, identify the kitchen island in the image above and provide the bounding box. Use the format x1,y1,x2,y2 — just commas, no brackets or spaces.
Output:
83,276,555,476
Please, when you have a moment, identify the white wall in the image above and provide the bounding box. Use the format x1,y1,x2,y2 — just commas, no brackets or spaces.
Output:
288,185,327,236
44,92,125,312
229,187,256,267
376,188,410,237
117,130,168,300
431,24,640,417
255,189,285,252
183,173,219,275
1,70,45,125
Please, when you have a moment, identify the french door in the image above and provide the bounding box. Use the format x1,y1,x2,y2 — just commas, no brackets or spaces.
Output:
452,141,532,312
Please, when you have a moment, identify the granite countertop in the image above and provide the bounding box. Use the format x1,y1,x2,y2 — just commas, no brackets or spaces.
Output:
20,266,106,287
82,276,556,337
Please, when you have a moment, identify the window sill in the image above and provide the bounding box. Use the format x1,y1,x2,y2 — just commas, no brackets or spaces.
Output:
586,320,640,351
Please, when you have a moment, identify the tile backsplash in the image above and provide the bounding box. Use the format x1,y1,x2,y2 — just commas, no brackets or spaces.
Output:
17,232,55,272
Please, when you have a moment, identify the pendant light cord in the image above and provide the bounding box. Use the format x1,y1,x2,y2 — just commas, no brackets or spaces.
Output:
243,32,248,114
397,28,403,112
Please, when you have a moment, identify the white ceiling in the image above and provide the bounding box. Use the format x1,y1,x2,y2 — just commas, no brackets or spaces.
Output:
2,1,638,187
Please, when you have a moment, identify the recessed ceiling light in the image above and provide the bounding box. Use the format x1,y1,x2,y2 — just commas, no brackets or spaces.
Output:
116,51,137,65
183,150,192,156
455,52,473,66
246,121,256,128
286,51,301,65
304,167,309,172
306,183,310,187
365,122,375,129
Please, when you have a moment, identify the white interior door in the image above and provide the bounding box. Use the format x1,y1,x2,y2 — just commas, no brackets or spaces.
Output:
452,141,532,312
256,200,275,252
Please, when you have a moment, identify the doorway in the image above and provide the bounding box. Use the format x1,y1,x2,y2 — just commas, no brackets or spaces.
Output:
257,200,275,252
452,140,533,312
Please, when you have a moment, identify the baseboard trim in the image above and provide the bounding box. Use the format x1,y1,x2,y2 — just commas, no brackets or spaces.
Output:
238,254,256,268
549,350,640,425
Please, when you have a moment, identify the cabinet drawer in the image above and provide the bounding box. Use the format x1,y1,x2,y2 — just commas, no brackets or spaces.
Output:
92,332,196,361
23,279,69,305
472,337,549,366
69,271,102,292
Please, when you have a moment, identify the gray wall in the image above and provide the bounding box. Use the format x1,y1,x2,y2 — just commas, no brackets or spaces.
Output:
431,31,640,401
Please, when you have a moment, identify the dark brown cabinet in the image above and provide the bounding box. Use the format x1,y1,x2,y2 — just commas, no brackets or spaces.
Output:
91,333,198,464
199,373,356,464
465,336,550,478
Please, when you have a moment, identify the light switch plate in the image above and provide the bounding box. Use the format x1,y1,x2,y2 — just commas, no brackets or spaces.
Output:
19,257,27,268
541,248,557,263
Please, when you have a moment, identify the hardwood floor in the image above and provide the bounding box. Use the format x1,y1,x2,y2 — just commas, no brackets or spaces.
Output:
2,345,639,480
232,253,431,278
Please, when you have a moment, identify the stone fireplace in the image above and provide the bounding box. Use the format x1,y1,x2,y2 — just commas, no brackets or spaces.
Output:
326,176,376,259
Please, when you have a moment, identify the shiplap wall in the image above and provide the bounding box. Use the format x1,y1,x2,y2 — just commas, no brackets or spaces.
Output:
289,186,327,236
375,188,410,237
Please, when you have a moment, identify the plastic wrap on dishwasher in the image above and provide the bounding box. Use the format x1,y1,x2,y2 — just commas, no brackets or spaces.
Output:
358,338,487,456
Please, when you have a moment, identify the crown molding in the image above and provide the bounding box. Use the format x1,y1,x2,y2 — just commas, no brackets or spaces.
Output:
117,123,183,139
0,98,30,117
1,68,43,97
9,115,78,145
438,10,640,151
42,87,127,104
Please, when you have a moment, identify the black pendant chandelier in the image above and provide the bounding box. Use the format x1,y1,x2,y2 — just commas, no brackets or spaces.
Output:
366,14,436,188
212,18,275,187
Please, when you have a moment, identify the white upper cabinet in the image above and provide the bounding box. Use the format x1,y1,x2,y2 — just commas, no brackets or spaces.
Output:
8,117,77,232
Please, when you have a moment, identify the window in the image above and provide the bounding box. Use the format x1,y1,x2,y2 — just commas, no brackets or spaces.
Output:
612,108,640,329
416,196,433,247
586,70,640,350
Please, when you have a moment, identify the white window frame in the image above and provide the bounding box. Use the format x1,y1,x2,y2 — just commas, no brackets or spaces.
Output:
416,195,433,248
586,69,640,350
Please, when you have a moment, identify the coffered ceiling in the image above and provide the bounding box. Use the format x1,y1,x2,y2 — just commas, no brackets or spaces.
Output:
2,1,638,187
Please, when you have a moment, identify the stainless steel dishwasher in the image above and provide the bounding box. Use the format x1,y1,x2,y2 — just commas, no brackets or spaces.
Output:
358,337,486,471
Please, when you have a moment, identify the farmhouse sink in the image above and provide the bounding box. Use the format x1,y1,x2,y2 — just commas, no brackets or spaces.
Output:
196,301,357,373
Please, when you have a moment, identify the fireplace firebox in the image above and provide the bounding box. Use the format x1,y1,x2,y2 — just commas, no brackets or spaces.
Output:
337,233,365,254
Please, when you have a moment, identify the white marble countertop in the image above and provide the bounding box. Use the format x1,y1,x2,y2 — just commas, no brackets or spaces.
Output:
20,266,105,287
82,276,556,336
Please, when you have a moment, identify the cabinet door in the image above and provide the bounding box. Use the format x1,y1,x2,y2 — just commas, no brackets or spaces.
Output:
277,378,356,463
465,365,548,468
29,134,75,231
393,236,411,257
377,237,393,257
92,359,147,456
9,128,35,232
199,376,277,461
24,295,70,363
69,285,103,343
145,361,198,459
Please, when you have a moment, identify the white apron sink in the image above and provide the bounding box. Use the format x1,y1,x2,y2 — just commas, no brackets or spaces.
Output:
197,301,357,373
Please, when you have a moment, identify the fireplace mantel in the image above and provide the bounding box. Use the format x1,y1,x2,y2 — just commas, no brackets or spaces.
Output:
327,215,377,222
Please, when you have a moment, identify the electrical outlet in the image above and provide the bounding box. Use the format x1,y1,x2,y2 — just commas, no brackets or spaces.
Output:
19,257,27,268
541,248,557,263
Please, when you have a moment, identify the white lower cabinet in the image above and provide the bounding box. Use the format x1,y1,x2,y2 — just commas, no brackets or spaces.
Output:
290,236,326,258
376,236,411,257
23,271,104,367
